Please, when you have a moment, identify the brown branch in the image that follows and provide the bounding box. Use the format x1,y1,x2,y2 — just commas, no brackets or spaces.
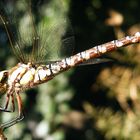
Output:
0,128,7,140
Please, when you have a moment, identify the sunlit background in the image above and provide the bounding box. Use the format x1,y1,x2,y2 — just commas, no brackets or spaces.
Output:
0,0,140,140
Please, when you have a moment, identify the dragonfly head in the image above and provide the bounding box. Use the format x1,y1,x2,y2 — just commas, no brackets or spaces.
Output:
0,70,8,96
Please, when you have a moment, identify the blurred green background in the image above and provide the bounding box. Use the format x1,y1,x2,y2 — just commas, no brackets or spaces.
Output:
0,0,140,140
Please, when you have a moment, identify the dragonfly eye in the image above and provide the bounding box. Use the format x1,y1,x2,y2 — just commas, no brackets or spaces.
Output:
0,71,8,95
0,71,8,83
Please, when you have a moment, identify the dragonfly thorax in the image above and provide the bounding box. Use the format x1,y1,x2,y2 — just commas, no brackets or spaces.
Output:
8,63,36,90
7,63,55,91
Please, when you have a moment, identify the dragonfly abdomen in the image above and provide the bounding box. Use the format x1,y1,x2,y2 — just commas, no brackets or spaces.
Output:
41,32,140,80
7,32,140,90
61,32,140,67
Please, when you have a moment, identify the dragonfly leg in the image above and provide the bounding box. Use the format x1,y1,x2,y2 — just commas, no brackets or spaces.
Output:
11,93,15,112
0,92,24,131
0,91,13,112
0,113,24,131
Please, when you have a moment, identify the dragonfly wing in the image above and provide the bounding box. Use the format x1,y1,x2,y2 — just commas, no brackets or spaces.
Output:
0,1,29,63
60,24,75,58
0,0,75,64
37,16,75,62
78,58,113,66
39,58,113,66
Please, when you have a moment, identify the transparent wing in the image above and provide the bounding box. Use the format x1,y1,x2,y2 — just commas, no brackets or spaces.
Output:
0,0,22,63
34,0,75,62
36,17,75,62
0,0,27,63
0,0,75,64
0,0,113,68
78,58,113,66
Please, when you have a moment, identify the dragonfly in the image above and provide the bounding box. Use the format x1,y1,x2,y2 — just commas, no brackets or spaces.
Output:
0,1,140,132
